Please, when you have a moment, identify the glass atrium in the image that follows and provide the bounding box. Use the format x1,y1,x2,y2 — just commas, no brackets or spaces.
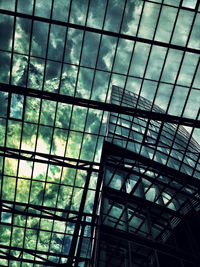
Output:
0,0,200,266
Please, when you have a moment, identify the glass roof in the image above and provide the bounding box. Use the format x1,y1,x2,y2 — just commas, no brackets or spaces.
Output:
0,0,200,266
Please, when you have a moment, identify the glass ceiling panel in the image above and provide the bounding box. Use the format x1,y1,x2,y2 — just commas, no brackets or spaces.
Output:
0,0,199,265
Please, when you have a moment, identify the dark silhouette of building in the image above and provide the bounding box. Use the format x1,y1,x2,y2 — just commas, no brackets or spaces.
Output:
95,86,200,266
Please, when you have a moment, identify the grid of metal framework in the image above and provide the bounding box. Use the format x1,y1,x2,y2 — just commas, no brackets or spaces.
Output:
0,0,200,266
96,86,200,266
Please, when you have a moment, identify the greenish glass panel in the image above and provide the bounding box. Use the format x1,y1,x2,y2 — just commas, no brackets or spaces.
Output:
40,99,57,126
80,134,98,161
24,97,40,123
0,118,6,146
57,185,72,209
28,57,45,90
6,120,22,149
35,0,52,18
30,181,44,205
71,188,83,211
2,176,16,201
16,179,30,203
70,106,87,131
24,229,37,250
13,214,26,227
0,225,11,245
44,61,61,92
52,128,68,157
11,227,25,248
61,168,75,186
4,157,18,176
55,102,72,129
0,14,14,50
43,183,59,207
84,189,95,213
37,230,51,251
14,17,32,54
60,64,78,97
12,54,28,87
0,52,11,83
21,123,37,151
75,170,87,187
52,0,70,21
65,131,83,159
36,125,53,154
47,164,62,183
40,218,53,231
17,0,34,14
31,21,49,58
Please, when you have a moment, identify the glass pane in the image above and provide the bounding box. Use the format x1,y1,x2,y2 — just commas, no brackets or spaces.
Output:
81,32,100,68
87,0,107,29
172,10,194,46
113,39,134,75
35,0,52,18
121,0,143,36
14,17,32,54
48,24,66,61
104,0,125,33
64,28,84,64
31,21,49,58
145,46,167,80
97,35,117,71
17,0,34,14
138,2,160,39
188,14,200,49
130,43,150,77
70,0,89,26
155,6,177,43
0,14,14,51
52,0,70,21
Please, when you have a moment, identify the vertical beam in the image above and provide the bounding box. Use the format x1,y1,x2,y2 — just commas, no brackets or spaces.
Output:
66,168,92,266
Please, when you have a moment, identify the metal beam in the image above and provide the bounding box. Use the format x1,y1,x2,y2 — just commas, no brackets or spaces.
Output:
104,186,183,219
0,205,96,226
103,141,200,188
100,225,200,266
0,199,95,218
66,168,92,266
0,9,200,55
0,145,100,172
1,83,200,128
0,244,90,266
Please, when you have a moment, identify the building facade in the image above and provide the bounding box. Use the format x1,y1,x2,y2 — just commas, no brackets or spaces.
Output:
95,86,200,267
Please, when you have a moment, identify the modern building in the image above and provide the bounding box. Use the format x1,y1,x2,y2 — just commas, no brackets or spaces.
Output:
0,0,200,266
95,85,200,266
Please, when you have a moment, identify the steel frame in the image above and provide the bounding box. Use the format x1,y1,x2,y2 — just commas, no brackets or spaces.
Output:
1,83,200,128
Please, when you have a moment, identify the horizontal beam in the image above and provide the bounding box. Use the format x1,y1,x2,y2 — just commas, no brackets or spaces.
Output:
106,160,199,202
104,186,183,219
0,145,100,172
103,141,200,189
0,9,200,55
0,199,95,218
1,83,200,128
1,205,96,226
100,225,200,266
0,244,90,266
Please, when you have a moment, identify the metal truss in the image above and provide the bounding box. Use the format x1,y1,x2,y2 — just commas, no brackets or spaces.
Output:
0,199,97,225
0,145,100,172
1,83,200,128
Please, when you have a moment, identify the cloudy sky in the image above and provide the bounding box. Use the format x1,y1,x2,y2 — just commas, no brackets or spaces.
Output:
0,0,200,263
